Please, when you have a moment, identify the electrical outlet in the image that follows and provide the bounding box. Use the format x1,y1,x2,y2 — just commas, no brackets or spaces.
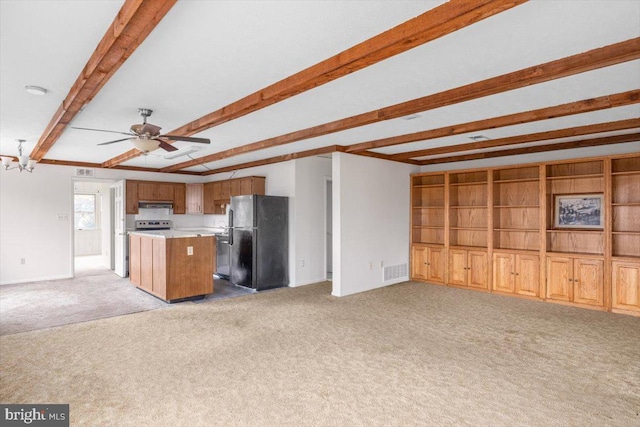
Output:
187,246,193,256
301,260,305,267
369,262,373,270
57,214,68,221
20,258,26,265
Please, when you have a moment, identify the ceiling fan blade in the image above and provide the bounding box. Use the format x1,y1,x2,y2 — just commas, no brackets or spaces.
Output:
97,137,132,146
72,126,133,136
158,140,179,152
161,135,211,144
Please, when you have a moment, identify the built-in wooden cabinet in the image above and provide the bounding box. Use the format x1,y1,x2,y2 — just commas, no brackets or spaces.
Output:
410,153,639,316
412,245,445,284
186,183,204,215
125,180,185,214
448,249,488,290
611,260,640,314
546,255,604,307
493,252,539,297
203,176,265,214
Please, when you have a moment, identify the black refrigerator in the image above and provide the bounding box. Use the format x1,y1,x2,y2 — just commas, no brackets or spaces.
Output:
228,195,289,290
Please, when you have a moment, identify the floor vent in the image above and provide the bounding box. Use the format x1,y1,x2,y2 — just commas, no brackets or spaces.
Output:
383,263,408,282
76,168,95,177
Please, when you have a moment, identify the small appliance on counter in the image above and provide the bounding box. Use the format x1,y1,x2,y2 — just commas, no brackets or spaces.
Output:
228,195,288,290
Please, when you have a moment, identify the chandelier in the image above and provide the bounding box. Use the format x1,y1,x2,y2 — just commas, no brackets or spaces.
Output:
1,139,37,173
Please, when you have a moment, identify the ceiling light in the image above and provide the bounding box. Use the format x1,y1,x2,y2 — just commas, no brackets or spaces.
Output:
1,140,36,173
164,146,202,160
25,85,48,96
131,137,161,153
469,135,490,141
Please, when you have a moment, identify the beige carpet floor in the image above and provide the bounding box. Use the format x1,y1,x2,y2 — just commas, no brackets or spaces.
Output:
0,273,167,335
1,281,639,426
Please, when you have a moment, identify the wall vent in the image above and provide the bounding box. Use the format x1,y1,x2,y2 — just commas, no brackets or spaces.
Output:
383,263,408,282
76,168,95,177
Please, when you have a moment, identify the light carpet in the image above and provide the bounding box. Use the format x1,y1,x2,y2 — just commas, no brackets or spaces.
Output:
1,282,639,426
0,273,166,335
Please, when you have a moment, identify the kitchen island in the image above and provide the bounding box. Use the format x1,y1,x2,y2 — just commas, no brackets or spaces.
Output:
129,230,216,302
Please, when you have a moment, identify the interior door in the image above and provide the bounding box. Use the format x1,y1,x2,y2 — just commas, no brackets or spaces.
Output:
113,180,127,277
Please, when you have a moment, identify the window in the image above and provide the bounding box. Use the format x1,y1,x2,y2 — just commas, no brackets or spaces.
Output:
74,194,97,230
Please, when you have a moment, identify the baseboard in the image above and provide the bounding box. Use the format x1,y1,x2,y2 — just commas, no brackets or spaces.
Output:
0,274,73,286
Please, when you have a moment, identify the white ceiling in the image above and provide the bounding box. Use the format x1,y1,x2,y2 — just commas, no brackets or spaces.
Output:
1,0,638,174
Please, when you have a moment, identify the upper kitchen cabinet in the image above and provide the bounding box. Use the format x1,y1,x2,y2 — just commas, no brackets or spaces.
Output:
125,180,186,214
204,177,266,214
186,183,204,215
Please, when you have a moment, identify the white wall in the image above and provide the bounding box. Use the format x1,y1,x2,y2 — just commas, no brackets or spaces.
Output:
332,152,419,297
0,164,202,285
293,156,332,286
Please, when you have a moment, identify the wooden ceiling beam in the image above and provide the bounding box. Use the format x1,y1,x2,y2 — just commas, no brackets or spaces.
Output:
157,37,640,172
29,0,178,161
35,159,200,175
349,90,640,153
417,133,640,165
201,146,346,176
103,0,527,168
389,117,640,161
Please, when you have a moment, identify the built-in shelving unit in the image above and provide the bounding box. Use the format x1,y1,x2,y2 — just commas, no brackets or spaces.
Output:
410,153,640,316
411,174,445,246
493,166,540,252
448,171,487,248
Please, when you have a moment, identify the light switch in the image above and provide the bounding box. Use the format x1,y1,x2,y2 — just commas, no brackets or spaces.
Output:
187,246,193,256
57,214,68,221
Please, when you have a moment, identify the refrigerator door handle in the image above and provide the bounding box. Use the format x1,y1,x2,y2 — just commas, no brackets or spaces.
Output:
228,209,233,246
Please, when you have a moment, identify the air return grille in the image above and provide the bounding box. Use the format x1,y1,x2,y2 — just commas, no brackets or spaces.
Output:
383,263,408,282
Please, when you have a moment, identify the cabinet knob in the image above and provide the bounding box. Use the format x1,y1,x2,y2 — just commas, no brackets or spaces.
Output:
569,279,574,282
515,273,519,276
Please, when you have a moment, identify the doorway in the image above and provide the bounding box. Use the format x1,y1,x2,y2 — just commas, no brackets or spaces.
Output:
325,178,332,281
72,179,115,277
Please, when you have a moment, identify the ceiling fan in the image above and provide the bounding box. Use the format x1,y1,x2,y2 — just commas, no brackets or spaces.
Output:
72,108,210,153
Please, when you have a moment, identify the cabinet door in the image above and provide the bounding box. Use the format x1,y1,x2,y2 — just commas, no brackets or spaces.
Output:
129,234,141,286
448,249,467,286
125,181,138,214
411,246,428,281
612,261,640,312
230,178,250,196
573,258,604,307
173,184,186,214
203,183,216,214
515,254,539,297
427,247,445,283
157,183,174,201
140,236,154,292
493,252,514,293
546,256,572,301
468,251,488,289
218,181,230,199
137,182,156,201
186,184,203,214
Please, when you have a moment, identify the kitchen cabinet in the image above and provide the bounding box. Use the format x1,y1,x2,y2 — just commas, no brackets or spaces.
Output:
204,176,265,214
611,260,640,314
126,181,139,214
492,252,539,297
412,245,445,283
138,182,174,202
129,233,215,302
173,184,186,214
449,249,487,289
186,183,204,215
546,256,603,307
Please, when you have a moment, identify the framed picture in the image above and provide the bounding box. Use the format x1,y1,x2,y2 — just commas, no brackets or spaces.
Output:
553,193,604,229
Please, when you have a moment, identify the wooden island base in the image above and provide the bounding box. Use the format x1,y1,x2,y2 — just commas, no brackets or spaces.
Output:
129,233,215,303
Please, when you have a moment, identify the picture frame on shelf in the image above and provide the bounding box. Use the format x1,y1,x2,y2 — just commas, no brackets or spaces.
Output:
553,193,604,229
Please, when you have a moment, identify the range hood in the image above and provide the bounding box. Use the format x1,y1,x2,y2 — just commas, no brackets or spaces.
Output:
138,201,173,209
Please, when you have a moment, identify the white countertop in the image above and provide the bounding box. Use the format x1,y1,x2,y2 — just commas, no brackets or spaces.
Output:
128,229,219,239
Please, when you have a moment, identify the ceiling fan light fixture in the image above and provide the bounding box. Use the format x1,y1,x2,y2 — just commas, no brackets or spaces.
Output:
25,85,48,96
131,137,161,153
